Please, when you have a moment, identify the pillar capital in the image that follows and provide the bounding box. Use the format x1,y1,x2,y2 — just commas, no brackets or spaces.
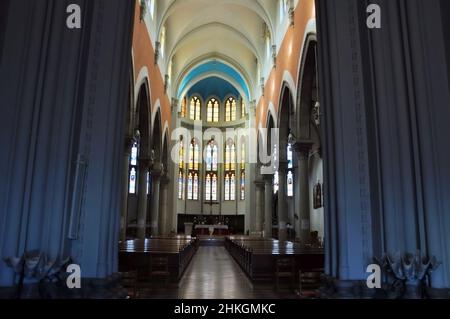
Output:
160,175,170,186
292,140,314,157
262,173,274,184
151,162,164,178
124,135,135,154
138,157,152,169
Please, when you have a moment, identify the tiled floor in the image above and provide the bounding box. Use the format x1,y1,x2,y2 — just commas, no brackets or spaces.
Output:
136,246,298,299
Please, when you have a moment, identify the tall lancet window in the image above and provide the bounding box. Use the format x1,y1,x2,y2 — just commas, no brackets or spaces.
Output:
187,138,200,200
225,97,237,122
190,96,201,121
181,97,187,118
224,139,236,201
273,143,279,194
207,98,219,123
178,136,185,199
287,143,294,197
241,100,246,119
129,141,139,194
205,140,218,201
240,140,246,200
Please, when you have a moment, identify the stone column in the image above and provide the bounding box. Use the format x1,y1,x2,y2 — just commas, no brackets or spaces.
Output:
293,141,313,244
263,175,274,238
150,163,163,236
137,158,151,239
120,137,134,242
158,175,170,236
277,162,288,242
254,180,265,233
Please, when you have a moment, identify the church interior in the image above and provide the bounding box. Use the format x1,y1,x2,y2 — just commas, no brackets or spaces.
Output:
1,0,450,300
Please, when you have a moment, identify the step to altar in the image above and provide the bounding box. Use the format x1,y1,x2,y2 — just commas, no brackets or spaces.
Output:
197,235,226,246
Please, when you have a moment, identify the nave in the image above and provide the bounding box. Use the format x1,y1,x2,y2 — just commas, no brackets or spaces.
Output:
129,246,297,300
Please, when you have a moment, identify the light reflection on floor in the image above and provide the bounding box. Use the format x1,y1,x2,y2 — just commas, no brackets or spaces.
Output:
136,246,298,299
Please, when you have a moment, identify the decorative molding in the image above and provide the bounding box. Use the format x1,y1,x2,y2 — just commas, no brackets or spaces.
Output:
272,45,277,68
154,41,161,65
288,7,295,27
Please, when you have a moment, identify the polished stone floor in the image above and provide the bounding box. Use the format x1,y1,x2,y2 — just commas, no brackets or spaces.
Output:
136,246,298,299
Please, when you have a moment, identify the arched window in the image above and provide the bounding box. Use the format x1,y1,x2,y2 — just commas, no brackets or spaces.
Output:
225,139,236,201
207,98,219,123
181,97,187,118
225,97,237,122
188,139,200,200
178,137,185,199
205,140,218,201
287,143,294,197
190,96,201,121
241,100,246,119
240,140,246,200
129,141,139,194
273,143,279,194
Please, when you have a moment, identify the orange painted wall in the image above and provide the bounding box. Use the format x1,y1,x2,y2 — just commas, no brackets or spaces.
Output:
132,4,171,138
256,0,316,129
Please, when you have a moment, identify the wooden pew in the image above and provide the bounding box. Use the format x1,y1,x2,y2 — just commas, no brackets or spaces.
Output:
119,237,198,283
225,236,324,282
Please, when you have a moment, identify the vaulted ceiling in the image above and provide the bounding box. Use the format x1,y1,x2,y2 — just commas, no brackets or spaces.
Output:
148,0,296,102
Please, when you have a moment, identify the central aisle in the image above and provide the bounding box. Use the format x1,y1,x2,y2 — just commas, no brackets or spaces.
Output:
179,246,257,299
143,246,295,299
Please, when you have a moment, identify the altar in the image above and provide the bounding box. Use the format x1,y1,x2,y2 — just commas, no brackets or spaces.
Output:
194,224,229,236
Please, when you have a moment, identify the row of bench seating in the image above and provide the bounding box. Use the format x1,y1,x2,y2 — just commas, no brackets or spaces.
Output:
225,236,324,284
119,236,199,288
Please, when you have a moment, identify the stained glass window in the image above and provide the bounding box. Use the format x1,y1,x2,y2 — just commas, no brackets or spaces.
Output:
205,174,211,201
181,97,187,118
178,171,184,200
187,173,193,200
240,171,245,200
287,143,294,197
273,143,279,194
188,139,200,200
129,167,137,194
287,171,294,197
225,97,237,122
131,142,138,166
205,140,218,202
129,141,139,194
212,174,217,201
193,174,199,200
273,171,279,194
207,98,219,122
240,141,246,200
190,96,201,121
225,139,236,201
178,137,185,199
230,174,236,201
287,143,293,169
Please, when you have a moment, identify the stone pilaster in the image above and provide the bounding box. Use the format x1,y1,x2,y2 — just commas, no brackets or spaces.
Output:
137,157,151,239
292,141,313,243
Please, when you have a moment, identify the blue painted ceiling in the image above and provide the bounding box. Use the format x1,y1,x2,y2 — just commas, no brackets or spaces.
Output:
178,60,249,99
187,76,240,102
